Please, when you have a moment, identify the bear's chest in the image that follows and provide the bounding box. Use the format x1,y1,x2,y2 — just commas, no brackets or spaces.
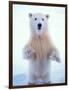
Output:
30,37,51,60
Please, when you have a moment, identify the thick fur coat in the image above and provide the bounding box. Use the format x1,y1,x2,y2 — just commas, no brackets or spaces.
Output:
23,13,60,84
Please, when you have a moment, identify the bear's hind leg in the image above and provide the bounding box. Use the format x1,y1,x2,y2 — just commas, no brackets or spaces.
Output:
42,74,51,84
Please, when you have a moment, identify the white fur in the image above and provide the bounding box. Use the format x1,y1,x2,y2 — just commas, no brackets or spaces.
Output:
29,59,51,84
23,13,60,84
29,13,48,37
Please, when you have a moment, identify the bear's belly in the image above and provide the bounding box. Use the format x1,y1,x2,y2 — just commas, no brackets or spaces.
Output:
29,58,50,78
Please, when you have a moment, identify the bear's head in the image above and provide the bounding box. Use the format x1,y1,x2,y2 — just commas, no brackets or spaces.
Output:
29,13,49,37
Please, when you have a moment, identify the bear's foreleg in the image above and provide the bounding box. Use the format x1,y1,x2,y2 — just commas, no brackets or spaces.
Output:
48,49,60,62
23,46,36,59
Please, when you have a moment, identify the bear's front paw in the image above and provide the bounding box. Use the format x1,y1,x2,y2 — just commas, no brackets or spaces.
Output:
23,47,35,59
48,50,60,63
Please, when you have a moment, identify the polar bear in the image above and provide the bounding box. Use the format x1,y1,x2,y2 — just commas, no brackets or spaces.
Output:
23,13,60,84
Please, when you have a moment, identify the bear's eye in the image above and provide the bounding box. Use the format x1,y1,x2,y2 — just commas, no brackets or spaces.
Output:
35,18,37,20
42,18,44,21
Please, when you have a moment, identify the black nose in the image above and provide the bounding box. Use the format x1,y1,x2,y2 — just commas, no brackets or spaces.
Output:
38,23,42,30
38,23,42,27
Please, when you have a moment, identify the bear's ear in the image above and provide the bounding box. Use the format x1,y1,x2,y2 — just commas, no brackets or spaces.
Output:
46,14,49,19
29,13,32,18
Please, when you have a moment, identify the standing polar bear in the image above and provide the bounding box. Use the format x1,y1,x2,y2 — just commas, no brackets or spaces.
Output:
23,13,60,84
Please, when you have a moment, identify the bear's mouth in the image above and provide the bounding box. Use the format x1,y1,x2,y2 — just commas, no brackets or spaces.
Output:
38,27,41,30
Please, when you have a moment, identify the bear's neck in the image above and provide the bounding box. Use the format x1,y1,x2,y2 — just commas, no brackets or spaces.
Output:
31,31,50,40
